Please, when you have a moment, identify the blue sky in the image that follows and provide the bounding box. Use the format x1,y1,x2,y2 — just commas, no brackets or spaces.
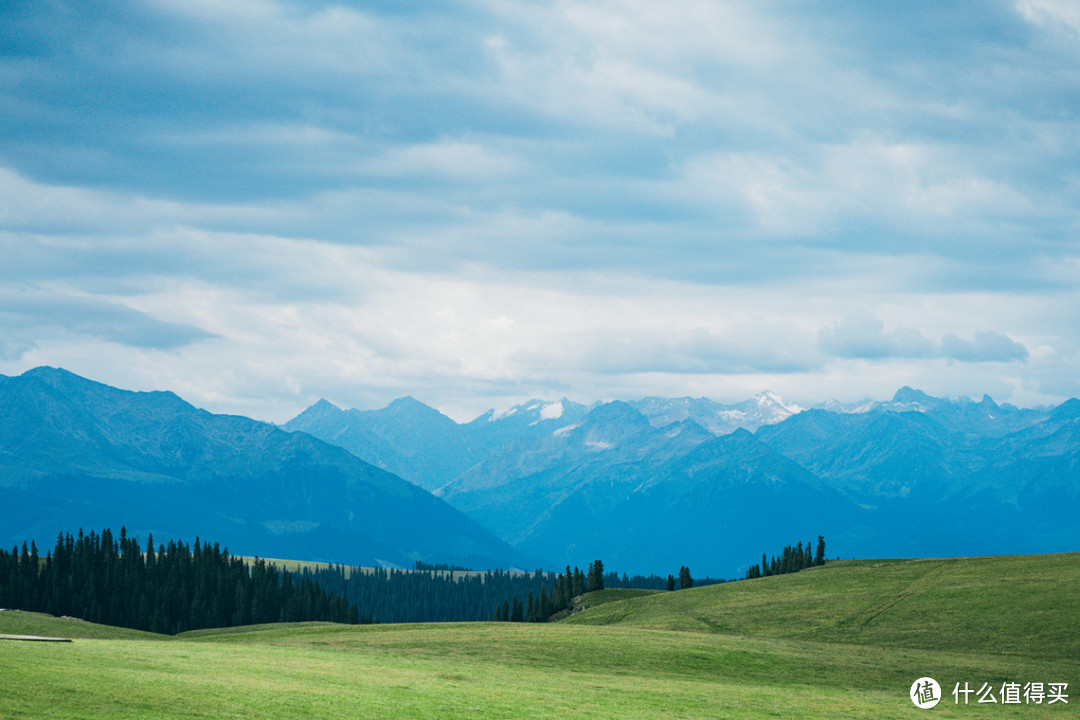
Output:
2,0,1079,421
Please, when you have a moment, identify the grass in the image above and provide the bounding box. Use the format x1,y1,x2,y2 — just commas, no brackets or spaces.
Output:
0,610,158,640
577,588,664,608
1,553,1077,719
566,553,1080,659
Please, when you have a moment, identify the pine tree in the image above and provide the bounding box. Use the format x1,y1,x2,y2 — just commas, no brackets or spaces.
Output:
678,566,693,590
665,574,675,591
572,567,585,597
586,560,604,592
815,536,826,566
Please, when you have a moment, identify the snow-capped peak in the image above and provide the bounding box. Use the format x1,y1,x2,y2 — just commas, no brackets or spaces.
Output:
754,390,803,415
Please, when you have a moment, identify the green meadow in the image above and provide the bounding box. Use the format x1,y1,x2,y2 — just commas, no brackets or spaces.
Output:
2,553,1077,719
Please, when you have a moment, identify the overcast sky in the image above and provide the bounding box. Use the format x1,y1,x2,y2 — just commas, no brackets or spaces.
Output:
2,0,1079,422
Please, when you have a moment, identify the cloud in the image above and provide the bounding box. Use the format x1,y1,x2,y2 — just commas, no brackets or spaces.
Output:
940,331,1030,363
0,288,217,351
568,325,821,377
819,315,1028,364
1017,0,1080,37
0,339,35,362
0,0,1077,419
818,315,936,360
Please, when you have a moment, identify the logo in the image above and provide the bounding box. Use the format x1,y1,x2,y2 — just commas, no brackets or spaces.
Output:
911,677,942,709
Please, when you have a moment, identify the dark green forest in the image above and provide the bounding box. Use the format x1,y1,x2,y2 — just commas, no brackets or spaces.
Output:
0,528,731,631
743,536,826,579
0,529,359,634
303,558,726,624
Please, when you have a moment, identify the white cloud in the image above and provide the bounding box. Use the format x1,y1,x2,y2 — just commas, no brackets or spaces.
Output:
819,314,936,360
2,1,1080,421
940,331,1030,363
1017,0,1080,37
362,141,524,180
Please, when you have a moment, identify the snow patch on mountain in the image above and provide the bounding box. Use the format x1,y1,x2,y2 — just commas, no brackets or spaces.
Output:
630,392,804,435
489,406,518,421
553,422,581,437
540,400,564,420
756,390,803,415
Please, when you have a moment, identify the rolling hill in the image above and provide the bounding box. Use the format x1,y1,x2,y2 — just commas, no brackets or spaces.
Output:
2,551,1076,719
565,552,1080,659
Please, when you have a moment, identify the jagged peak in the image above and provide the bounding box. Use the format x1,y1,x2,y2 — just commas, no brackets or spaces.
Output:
891,386,934,404
752,390,803,413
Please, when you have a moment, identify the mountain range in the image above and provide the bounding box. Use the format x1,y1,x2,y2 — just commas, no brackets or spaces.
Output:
287,385,1079,575
2,366,1077,577
0,367,529,570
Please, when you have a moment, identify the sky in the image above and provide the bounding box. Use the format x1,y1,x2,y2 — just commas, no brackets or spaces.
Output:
2,0,1080,423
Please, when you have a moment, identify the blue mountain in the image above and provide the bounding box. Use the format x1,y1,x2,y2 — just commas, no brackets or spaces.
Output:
293,388,1080,576
0,367,532,570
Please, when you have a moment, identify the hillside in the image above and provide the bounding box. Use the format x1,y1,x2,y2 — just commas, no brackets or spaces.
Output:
0,367,529,570
565,552,1080,659
2,552,1077,719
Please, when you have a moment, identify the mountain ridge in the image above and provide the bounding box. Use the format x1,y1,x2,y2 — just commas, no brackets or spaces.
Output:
4,366,1078,577
0,367,532,571
288,383,1077,575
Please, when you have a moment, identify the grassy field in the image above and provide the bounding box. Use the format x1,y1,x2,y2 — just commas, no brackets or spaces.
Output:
1,553,1076,719
566,553,1080,659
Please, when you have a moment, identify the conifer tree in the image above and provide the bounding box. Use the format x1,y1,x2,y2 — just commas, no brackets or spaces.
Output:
572,567,585,597
586,560,604,592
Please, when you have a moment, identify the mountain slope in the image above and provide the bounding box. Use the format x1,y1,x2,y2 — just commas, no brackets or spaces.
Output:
282,396,479,492
0,367,529,570
286,386,1080,576
508,429,860,575
437,403,853,575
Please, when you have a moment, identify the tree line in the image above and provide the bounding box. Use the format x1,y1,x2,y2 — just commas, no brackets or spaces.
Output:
0,526,740,631
299,558,726,624
303,562,590,624
0,528,360,634
744,536,826,579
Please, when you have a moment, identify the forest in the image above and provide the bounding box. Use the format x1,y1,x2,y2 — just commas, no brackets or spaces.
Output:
0,528,739,630
743,536,826,579
0,529,359,634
